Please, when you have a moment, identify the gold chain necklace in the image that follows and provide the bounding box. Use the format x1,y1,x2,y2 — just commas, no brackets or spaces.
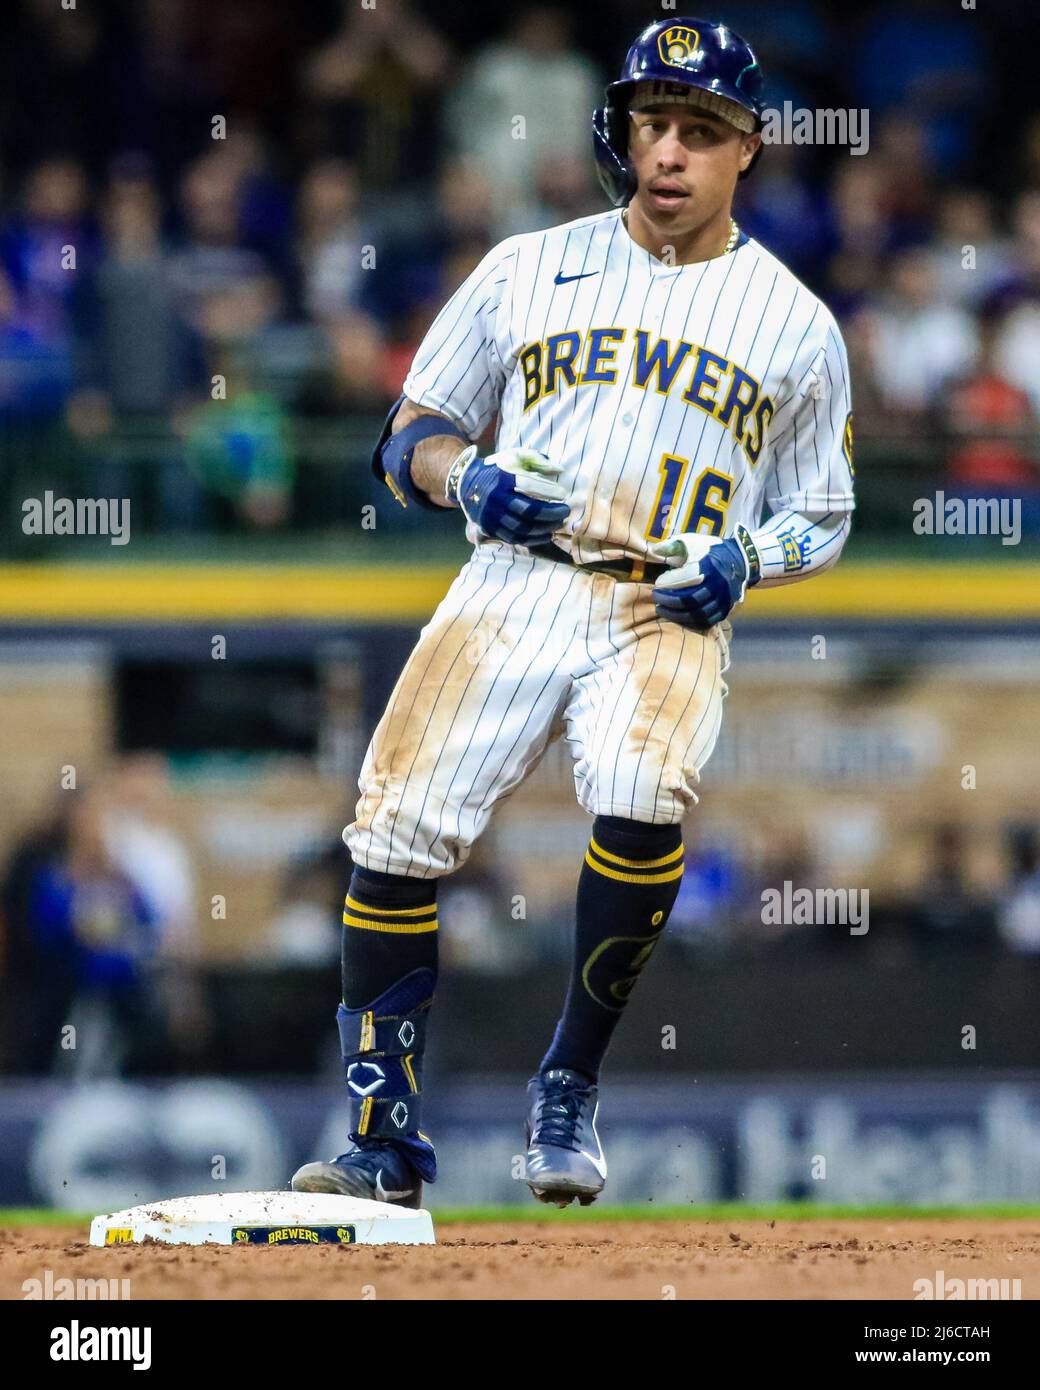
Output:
623,208,739,259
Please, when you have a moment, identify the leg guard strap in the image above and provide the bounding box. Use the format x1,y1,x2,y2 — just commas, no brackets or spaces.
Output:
337,1004,429,1059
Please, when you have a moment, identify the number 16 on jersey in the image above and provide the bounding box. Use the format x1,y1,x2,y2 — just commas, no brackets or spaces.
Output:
645,455,733,541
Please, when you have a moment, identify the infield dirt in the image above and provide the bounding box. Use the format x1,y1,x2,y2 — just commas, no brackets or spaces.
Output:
2,1219,1038,1299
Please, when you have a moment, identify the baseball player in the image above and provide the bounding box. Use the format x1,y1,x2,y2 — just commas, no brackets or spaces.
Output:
292,17,854,1208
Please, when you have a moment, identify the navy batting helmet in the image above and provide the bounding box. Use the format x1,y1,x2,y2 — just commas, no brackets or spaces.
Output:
593,18,766,207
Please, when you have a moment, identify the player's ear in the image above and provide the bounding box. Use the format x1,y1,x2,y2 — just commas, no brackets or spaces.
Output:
739,132,762,174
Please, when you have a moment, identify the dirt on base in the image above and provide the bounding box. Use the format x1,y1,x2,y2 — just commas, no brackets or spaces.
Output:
2,1220,1037,1301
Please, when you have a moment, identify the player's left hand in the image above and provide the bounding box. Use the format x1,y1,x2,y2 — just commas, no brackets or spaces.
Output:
650,528,757,631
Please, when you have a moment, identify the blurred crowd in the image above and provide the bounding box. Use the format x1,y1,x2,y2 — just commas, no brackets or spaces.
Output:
1,0,1039,531
667,819,1040,959
3,749,1038,1077
278,811,1040,966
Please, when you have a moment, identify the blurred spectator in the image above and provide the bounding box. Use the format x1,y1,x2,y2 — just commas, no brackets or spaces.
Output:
100,754,198,959
870,113,939,242
446,6,600,213
946,307,1038,490
70,161,203,422
1005,190,1040,292
991,193,1040,416
0,265,75,421
196,269,283,370
740,144,837,285
839,308,890,438
327,309,391,407
0,158,94,418
181,348,295,529
1,157,97,338
167,149,267,329
668,834,748,956
368,156,495,355
823,163,894,316
926,188,1014,310
998,826,1040,954
862,248,978,417
23,788,164,1075
996,306,1040,421
297,158,367,323
512,154,600,237
101,753,211,1059
292,156,390,406
0,799,76,1073
438,850,520,971
213,125,295,271
301,0,451,188
267,836,347,966
904,824,997,953
744,831,821,954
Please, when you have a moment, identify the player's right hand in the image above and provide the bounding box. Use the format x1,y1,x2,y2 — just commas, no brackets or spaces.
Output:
450,446,571,547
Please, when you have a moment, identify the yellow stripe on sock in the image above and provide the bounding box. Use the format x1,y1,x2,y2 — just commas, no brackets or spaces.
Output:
584,851,685,885
359,1011,374,1052
342,913,439,934
402,1054,419,1093
588,838,684,870
358,1097,372,1135
344,895,436,918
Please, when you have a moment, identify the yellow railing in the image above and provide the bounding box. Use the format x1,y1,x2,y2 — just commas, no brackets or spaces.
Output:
0,561,1036,623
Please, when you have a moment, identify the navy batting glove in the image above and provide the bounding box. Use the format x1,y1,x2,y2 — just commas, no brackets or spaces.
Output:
651,529,760,632
451,447,571,547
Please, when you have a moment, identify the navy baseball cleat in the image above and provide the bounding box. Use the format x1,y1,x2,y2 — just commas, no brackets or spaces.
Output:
291,1140,423,1209
525,1068,607,1207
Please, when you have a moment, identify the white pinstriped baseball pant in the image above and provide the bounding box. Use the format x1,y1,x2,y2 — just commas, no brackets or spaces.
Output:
346,540,729,878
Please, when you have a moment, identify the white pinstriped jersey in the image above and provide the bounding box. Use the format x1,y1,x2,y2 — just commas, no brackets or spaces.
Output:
403,208,855,572
347,211,854,873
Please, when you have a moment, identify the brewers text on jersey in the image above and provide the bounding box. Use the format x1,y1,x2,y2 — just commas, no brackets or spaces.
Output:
402,209,853,574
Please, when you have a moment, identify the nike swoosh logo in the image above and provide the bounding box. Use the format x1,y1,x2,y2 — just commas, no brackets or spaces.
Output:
554,270,600,284
375,1170,415,1203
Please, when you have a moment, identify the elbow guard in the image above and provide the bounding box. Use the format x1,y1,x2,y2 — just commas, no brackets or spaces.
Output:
372,395,471,509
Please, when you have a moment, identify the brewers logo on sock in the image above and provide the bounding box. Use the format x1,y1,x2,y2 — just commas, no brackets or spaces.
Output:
581,933,663,1012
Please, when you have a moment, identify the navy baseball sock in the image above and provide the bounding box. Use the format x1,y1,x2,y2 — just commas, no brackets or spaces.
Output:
339,866,438,1182
539,816,684,1084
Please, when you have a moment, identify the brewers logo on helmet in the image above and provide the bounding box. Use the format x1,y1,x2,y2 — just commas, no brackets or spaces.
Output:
659,25,702,67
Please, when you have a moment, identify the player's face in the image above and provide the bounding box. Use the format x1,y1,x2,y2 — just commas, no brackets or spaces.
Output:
627,106,759,232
